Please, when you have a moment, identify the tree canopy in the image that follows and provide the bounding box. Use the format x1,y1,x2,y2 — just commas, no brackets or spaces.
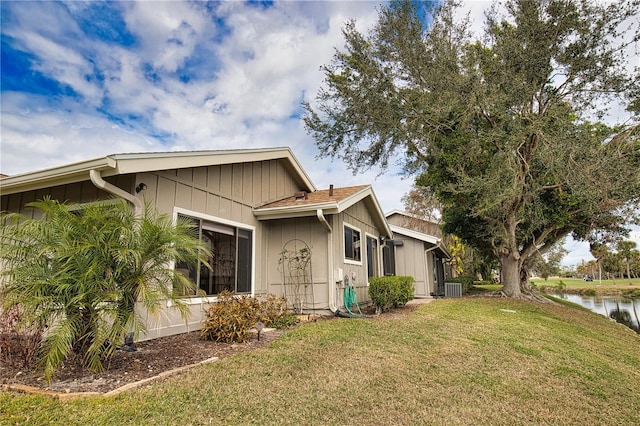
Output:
304,0,640,298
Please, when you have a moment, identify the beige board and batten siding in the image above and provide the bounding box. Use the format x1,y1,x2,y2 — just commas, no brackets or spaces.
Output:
393,237,433,297
133,159,306,340
0,151,314,340
254,184,391,313
265,216,330,311
334,202,382,307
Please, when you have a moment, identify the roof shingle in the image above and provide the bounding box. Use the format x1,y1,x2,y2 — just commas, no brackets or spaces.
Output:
259,185,369,209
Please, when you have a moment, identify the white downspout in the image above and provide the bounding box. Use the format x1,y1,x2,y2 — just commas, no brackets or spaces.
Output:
316,208,332,233
317,209,337,313
89,169,143,217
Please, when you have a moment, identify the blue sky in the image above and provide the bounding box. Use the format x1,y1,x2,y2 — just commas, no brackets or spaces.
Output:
1,0,637,267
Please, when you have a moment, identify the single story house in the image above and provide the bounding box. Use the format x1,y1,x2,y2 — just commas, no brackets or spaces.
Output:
0,148,393,340
385,210,451,297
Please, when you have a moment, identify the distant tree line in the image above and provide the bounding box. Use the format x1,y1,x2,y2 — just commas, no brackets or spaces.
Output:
577,241,640,283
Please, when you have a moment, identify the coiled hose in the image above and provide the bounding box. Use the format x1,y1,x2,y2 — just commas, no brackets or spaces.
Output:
343,284,364,317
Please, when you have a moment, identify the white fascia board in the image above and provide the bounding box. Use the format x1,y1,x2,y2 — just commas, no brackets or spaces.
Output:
390,224,440,245
365,187,393,238
254,202,339,220
337,186,392,238
0,157,116,195
1,147,317,196
385,209,407,218
390,224,451,259
385,209,442,225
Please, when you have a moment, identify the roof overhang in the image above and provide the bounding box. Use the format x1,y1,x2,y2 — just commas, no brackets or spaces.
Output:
254,185,393,238
0,147,316,196
389,224,451,259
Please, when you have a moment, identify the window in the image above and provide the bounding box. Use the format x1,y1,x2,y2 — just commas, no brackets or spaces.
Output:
176,214,253,296
366,235,379,279
344,224,361,262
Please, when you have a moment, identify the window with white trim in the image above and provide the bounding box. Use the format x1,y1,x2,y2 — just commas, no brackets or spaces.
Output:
344,223,362,262
176,214,253,296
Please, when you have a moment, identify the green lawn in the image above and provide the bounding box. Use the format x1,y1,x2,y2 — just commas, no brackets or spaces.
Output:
474,278,640,295
530,277,640,297
2,298,640,425
531,277,640,287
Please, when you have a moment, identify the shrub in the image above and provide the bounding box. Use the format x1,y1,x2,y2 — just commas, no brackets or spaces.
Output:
556,280,566,293
268,313,300,329
201,291,260,343
256,294,287,324
368,276,415,313
256,294,299,329
0,306,43,369
445,276,475,293
201,292,299,343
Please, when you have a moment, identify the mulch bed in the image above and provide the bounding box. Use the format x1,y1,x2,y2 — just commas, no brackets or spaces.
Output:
1,305,418,395
1,328,287,394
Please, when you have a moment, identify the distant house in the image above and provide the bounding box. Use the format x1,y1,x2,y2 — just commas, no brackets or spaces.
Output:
384,210,451,297
0,148,392,340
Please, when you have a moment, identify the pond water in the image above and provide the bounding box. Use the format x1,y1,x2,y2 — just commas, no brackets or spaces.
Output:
555,293,640,333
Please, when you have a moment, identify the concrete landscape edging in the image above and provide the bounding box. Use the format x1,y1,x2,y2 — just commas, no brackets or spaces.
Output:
2,356,220,401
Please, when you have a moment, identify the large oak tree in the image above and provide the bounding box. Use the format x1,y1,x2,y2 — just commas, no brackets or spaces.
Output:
304,0,640,298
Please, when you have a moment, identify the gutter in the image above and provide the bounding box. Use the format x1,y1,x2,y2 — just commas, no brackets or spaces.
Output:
424,245,440,255
89,169,143,217
316,209,332,233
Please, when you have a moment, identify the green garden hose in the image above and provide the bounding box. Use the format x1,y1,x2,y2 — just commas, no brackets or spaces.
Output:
343,284,364,317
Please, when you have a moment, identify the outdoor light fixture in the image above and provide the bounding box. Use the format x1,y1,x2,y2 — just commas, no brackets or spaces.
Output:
135,182,147,193
255,321,264,341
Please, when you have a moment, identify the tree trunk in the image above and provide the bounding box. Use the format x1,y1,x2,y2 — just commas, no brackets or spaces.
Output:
598,262,602,285
520,267,532,293
501,253,522,298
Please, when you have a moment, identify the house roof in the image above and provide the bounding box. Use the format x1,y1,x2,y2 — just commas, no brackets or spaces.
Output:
385,209,442,224
389,224,451,259
385,209,410,218
0,148,316,196
254,185,393,238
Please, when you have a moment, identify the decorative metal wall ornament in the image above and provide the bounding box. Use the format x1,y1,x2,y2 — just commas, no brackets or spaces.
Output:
278,239,314,314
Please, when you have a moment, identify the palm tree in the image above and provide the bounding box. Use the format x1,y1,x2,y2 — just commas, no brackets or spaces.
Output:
0,197,210,381
590,243,609,285
616,240,637,285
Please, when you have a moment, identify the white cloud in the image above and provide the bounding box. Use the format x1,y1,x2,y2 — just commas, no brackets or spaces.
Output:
121,1,213,73
1,0,637,262
0,92,162,174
